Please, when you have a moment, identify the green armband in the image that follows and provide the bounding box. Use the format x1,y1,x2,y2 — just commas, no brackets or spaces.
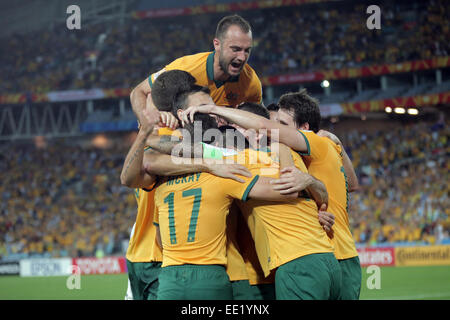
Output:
202,143,224,159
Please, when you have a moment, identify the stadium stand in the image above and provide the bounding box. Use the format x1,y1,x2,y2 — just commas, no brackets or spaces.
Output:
340,118,449,246
0,0,449,94
0,140,135,260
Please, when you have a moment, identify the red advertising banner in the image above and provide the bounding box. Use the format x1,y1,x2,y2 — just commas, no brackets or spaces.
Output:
342,92,450,114
132,0,339,19
72,257,127,275
0,93,48,105
357,247,396,267
262,56,450,86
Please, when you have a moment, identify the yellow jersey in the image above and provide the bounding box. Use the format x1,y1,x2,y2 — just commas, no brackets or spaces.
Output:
225,202,251,282
236,207,275,285
126,187,163,262
237,149,334,277
225,200,275,285
125,127,180,263
298,130,359,260
153,171,259,267
149,51,262,107
222,149,278,285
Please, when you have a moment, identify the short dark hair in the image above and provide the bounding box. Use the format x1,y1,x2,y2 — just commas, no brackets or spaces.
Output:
266,103,279,112
183,113,219,145
237,102,270,119
215,14,251,40
278,89,321,132
172,85,211,116
151,70,197,111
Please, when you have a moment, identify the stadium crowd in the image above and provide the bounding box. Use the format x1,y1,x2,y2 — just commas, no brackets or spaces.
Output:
0,141,135,259
345,119,449,245
0,118,448,260
0,0,449,94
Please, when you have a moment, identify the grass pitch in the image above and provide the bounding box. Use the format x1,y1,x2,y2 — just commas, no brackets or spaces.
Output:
0,266,449,300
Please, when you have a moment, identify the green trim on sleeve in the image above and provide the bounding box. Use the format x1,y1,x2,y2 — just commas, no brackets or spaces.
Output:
134,188,140,200
297,130,311,156
241,175,260,202
153,222,159,227
144,146,153,152
148,74,153,88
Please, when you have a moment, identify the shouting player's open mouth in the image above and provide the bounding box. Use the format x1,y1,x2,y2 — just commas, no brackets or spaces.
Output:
229,60,243,74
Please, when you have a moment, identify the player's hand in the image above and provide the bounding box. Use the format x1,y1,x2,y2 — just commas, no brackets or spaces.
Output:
159,112,179,130
181,104,217,125
270,166,313,194
317,130,341,146
141,95,161,131
207,163,252,183
318,204,335,236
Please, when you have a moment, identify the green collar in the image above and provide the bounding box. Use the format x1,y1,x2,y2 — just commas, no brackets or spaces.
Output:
206,51,240,89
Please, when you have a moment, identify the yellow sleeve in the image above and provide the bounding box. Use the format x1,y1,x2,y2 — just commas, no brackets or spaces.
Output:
214,174,260,202
290,149,308,173
297,130,329,161
248,76,263,104
149,56,198,87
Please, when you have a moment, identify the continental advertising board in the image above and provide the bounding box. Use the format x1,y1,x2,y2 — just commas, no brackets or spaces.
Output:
395,245,450,267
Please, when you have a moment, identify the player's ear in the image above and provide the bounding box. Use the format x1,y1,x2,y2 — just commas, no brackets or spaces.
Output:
213,38,220,51
176,108,184,121
299,122,309,131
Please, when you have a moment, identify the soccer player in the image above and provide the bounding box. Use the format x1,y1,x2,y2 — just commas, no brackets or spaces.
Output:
130,14,262,124
182,90,361,299
275,91,361,300
215,102,340,299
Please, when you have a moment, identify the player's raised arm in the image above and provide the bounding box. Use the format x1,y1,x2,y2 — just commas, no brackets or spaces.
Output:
120,96,160,188
130,78,152,126
317,129,360,192
181,105,310,153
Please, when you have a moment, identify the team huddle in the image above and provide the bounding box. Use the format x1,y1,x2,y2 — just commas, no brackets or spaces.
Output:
120,15,361,300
